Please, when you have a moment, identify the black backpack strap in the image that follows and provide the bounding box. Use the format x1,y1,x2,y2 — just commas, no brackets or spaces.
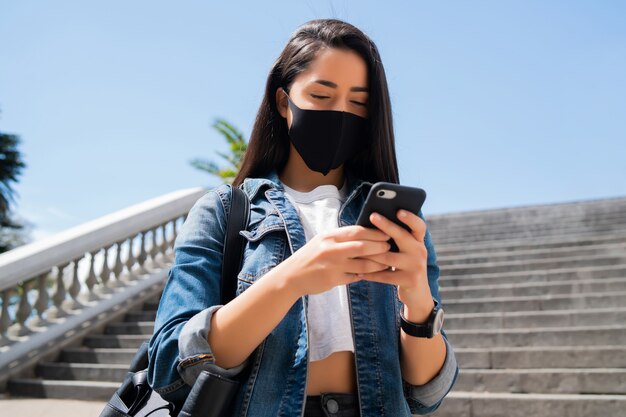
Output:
220,184,250,305
101,185,250,417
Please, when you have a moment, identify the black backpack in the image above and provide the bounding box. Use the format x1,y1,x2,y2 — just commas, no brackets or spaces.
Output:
100,185,250,417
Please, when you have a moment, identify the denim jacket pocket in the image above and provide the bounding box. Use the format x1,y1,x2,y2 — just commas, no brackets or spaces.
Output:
236,211,287,290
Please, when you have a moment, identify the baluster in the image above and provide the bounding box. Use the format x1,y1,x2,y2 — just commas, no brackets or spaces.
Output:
123,235,138,282
165,217,182,262
163,220,174,265
111,240,126,287
165,220,176,261
0,289,12,347
30,271,51,328
150,224,161,264
168,218,181,258
9,281,33,337
148,226,162,268
136,230,150,276
47,262,69,320
158,222,169,263
84,250,100,301
65,257,83,310
98,245,114,294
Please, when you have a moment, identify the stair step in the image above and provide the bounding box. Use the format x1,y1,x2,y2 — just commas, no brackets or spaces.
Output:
455,368,626,395
83,334,150,348
430,209,626,228
125,311,157,322
37,362,127,382
7,378,119,401
432,220,626,240
436,233,626,257
105,321,154,335
432,224,626,244
431,217,626,235
446,325,626,348
444,307,626,330
438,242,626,266
59,348,139,364
455,345,626,369
440,255,625,276
427,391,626,417
143,301,160,311
433,228,626,246
441,277,626,299
439,265,626,288
428,202,626,226
443,291,626,313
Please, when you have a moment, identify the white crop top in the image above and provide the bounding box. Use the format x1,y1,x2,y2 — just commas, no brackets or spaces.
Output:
282,180,355,362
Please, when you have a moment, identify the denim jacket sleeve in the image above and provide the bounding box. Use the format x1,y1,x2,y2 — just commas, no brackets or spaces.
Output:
147,186,251,403
400,210,460,415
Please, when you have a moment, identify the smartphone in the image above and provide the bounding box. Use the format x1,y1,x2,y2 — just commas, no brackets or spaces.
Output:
356,182,427,252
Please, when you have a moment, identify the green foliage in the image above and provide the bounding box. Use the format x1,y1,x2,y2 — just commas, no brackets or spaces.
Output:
0,129,30,253
189,118,248,185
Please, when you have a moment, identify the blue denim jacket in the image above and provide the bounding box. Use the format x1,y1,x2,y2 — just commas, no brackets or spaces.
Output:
148,168,459,416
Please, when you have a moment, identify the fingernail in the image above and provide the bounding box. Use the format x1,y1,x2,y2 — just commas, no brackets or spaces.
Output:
399,210,407,217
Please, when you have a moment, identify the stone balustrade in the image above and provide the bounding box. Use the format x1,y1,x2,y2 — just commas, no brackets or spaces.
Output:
0,186,207,387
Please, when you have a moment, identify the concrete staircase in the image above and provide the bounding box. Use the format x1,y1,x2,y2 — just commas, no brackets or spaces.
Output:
425,196,626,416
6,196,626,416
7,295,161,400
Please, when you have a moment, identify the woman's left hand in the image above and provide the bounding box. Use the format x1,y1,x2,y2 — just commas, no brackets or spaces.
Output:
357,210,434,313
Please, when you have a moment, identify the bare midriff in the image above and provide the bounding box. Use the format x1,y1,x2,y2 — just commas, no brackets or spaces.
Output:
306,350,357,395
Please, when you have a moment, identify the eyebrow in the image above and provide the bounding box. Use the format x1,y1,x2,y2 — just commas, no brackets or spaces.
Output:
312,79,369,92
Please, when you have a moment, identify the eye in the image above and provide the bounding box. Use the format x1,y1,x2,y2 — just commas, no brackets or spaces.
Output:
310,94,367,107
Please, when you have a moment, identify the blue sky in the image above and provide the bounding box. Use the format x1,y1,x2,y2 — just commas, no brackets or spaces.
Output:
1,1,625,242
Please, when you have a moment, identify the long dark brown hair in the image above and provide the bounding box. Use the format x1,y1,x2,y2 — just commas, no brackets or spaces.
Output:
232,18,399,187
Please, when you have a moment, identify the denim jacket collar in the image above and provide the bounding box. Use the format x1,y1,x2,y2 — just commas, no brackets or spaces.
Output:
241,168,373,211
241,168,374,256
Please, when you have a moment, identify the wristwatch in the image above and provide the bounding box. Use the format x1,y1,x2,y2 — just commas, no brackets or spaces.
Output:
399,298,444,338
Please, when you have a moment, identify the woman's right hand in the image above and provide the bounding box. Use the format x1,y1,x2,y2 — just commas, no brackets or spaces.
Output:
277,225,392,297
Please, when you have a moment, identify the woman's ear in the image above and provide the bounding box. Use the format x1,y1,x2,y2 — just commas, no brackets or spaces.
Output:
276,87,288,119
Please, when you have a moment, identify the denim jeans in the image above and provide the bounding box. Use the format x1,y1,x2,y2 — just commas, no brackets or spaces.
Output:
304,392,361,417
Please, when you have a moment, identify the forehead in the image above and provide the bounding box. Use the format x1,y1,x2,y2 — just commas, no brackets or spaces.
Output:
294,47,368,89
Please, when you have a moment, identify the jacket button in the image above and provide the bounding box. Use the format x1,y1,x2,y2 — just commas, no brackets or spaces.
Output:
326,398,339,413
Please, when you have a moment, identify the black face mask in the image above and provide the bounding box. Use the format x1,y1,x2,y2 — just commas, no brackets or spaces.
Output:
282,88,370,176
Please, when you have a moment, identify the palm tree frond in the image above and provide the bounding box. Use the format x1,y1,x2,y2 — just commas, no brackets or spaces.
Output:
190,118,248,184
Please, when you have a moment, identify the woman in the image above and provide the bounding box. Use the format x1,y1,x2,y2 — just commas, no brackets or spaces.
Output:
148,18,459,417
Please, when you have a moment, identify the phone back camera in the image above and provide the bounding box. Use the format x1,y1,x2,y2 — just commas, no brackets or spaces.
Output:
376,189,397,199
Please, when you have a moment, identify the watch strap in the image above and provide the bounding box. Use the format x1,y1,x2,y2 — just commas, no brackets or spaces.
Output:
399,298,440,338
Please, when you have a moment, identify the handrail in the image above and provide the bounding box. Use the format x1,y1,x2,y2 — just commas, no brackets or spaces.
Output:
0,187,207,290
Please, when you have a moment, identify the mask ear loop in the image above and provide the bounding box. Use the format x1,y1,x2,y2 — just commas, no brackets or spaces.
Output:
280,87,292,131
281,87,298,114
281,87,294,108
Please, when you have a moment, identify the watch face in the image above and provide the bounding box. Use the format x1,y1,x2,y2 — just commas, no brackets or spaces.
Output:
432,308,445,335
